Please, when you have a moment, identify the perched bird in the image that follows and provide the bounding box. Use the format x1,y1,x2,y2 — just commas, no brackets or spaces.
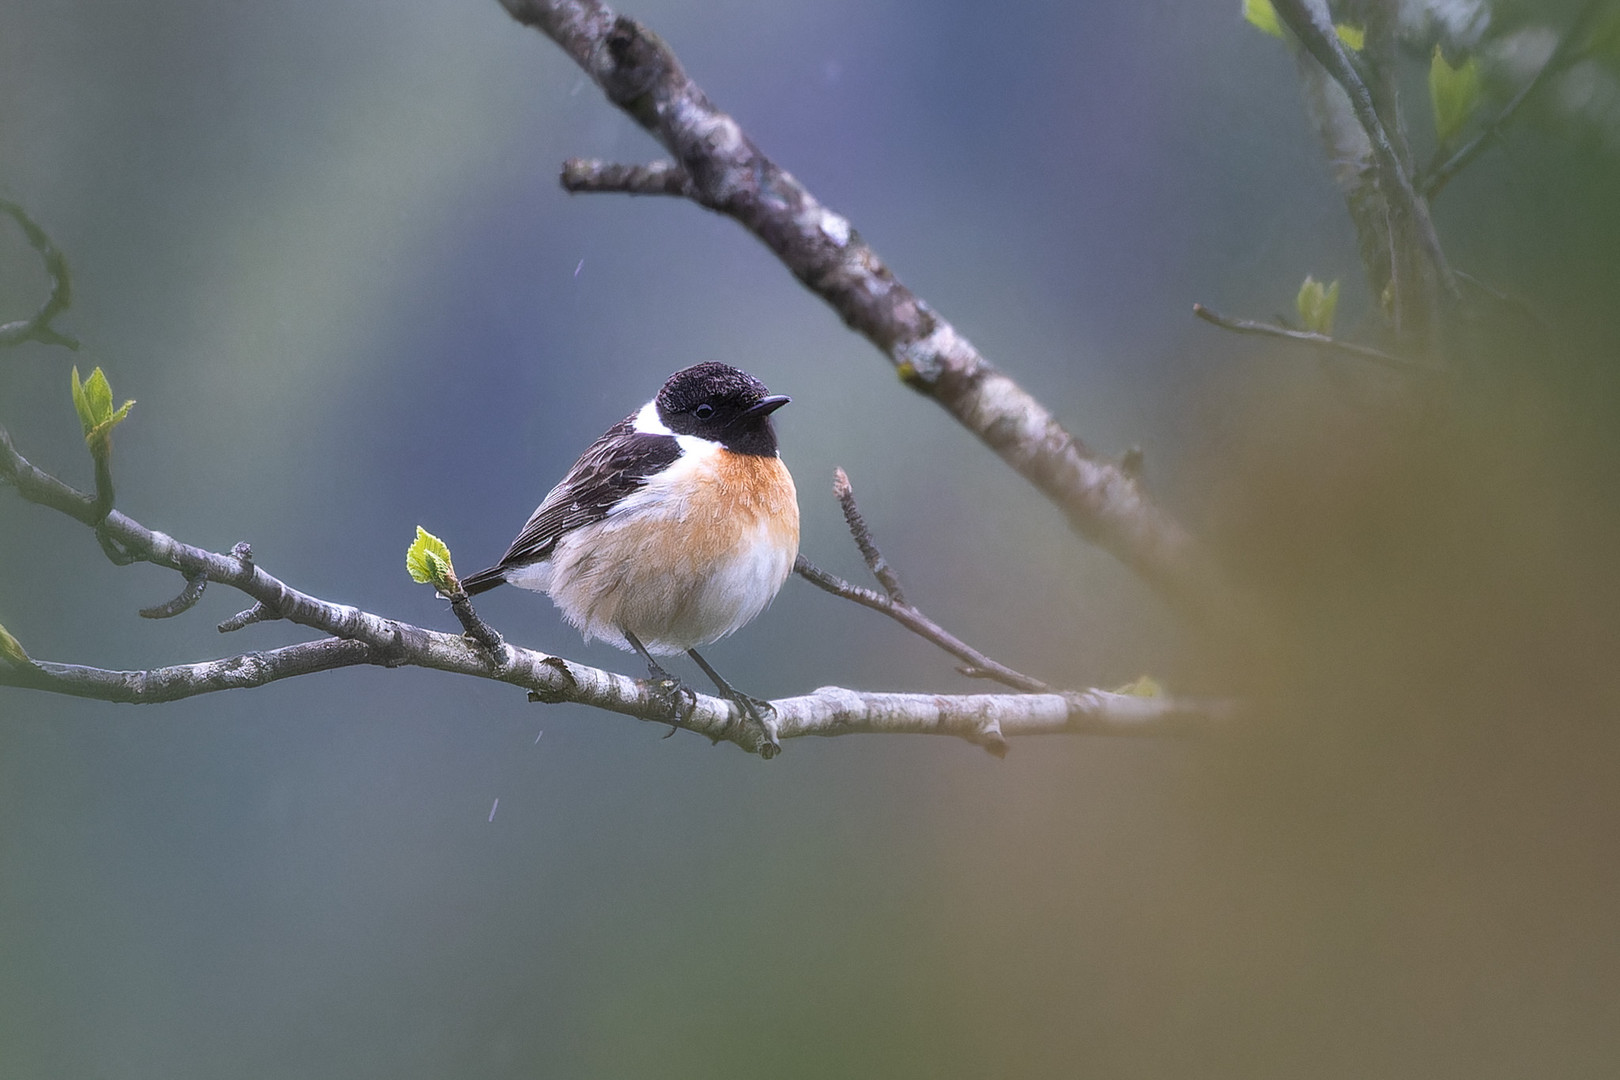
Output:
462,362,799,731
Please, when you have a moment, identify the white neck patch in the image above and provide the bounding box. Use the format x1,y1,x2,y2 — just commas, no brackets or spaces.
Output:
632,398,721,459
632,400,671,435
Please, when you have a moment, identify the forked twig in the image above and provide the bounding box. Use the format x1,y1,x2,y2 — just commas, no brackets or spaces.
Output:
0,199,79,351
796,469,1052,694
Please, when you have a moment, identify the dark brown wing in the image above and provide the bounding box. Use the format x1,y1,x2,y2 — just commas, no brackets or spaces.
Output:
461,416,680,594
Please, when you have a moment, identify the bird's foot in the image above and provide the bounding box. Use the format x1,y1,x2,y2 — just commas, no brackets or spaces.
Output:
640,662,698,736
725,692,781,759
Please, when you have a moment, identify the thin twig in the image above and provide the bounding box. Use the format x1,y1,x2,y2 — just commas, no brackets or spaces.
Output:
831,467,905,603
561,158,696,197
90,445,115,523
140,573,208,619
1422,0,1609,198
0,199,79,350
795,555,1051,694
1192,303,1440,375
797,468,1052,694
446,582,507,658
218,603,275,634
1455,270,1545,328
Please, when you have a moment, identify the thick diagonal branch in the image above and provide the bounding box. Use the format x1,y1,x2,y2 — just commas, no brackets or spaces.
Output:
496,0,1241,629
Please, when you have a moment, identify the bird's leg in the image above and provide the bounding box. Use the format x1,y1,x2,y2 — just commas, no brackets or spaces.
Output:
623,629,695,734
686,648,779,755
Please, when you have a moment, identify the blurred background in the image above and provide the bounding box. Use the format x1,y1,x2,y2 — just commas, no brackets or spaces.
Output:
2,0,1618,1076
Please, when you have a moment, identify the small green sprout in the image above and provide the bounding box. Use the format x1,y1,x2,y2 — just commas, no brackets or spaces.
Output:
70,366,135,452
1111,675,1164,698
0,619,29,666
1296,275,1341,335
406,526,458,593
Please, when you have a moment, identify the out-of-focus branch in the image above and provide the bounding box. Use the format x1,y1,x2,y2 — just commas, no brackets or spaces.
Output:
1192,303,1439,375
495,0,1244,630
0,199,79,351
1270,0,1456,356
1422,0,1610,198
1,426,1226,757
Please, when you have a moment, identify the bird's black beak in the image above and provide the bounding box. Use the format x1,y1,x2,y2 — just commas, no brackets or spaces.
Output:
743,394,790,419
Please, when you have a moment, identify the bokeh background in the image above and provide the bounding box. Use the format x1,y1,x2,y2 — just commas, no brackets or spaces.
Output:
3,1,1619,1076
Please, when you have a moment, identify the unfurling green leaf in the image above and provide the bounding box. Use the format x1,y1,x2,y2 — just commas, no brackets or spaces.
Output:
1429,46,1482,145
407,526,457,590
1242,0,1361,50
70,366,136,448
1243,0,1283,37
0,619,29,666
1111,675,1165,698
1296,275,1341,335
70,366,94,436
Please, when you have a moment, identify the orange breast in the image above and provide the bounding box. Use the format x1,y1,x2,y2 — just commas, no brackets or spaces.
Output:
545,447,799,653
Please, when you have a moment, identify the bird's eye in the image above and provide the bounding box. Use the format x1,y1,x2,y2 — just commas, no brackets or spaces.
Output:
694,403,715,420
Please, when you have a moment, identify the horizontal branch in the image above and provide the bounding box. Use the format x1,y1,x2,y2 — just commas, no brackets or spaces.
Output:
500,0,1242,628
1,638,383,701
2,424,1226,757
0,637,1219,754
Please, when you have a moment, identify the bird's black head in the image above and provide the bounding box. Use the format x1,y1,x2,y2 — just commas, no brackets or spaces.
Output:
655,362,789,457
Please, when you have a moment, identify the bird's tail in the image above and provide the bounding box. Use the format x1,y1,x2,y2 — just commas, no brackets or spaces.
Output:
459,566,506,596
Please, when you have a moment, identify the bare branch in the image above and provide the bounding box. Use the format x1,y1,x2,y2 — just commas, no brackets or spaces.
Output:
446,582,507,656
139,572,208,620
218,603,275,634
1,638,383,702
1270,0,1456,354
0,636,1219,755
0,199,79,351
1192,303,1440,375
795,554,1051,694
831,467,905,603
796,466,1050,693
561,157,696,197
0,425,102,524
495,0,1242,629
2,424,1225,756
1422,0,1610,198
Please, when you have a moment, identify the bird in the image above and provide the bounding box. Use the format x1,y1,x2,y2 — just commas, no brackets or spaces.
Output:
461,361,799,736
